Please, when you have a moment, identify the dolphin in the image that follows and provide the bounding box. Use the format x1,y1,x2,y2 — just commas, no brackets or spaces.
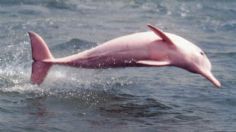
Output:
28,24,221,87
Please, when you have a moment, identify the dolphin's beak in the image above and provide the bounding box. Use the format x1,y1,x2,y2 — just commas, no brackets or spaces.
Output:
200,70,221,88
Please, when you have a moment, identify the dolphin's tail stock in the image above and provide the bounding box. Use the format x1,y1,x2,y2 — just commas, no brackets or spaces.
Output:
28,32,54,85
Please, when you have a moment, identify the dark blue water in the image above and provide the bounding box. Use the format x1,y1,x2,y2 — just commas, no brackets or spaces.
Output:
0,0,235,131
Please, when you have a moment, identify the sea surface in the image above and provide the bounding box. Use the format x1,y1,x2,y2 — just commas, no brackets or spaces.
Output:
0,0,235,132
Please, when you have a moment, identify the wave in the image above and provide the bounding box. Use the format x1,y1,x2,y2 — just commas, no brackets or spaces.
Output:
0,0,77,10
51,38,95,56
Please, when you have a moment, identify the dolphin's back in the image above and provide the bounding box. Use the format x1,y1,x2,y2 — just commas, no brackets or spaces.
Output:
65,32,158,68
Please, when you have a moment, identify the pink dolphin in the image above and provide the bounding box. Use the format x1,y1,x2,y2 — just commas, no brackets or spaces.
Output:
28,24,221,87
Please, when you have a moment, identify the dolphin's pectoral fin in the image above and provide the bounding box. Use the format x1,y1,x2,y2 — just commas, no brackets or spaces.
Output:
136,60,171,67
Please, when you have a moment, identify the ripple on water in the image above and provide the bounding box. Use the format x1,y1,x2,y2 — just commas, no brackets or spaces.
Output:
99,95,172,118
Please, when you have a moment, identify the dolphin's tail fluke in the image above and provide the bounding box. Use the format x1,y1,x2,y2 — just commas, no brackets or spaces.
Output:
28,32,54,85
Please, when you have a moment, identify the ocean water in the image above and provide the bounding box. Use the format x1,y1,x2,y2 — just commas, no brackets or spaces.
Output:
0,0,235,131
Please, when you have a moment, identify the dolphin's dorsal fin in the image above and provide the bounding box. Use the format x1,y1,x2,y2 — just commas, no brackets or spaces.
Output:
147,24,174,47
136,60,171,67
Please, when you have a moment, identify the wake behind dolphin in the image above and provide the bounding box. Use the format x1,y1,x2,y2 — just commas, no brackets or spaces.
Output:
28,24,221,88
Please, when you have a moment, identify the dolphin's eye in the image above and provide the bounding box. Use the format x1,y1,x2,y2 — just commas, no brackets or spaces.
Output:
200,51,204,56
